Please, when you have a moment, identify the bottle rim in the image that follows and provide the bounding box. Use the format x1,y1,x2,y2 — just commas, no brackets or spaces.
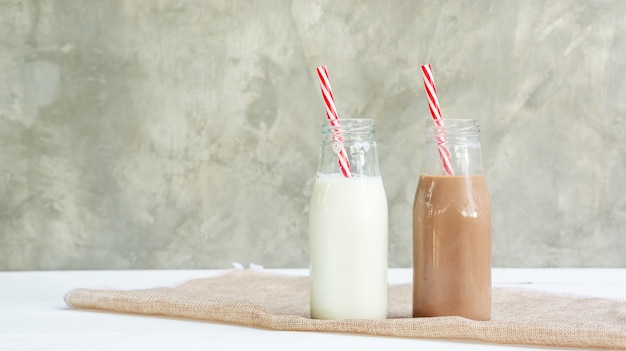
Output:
321,118,375,135
425,118,480,138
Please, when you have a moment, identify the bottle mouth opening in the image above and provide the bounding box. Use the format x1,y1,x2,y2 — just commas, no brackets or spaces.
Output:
425,119,480,138
321,118,375,135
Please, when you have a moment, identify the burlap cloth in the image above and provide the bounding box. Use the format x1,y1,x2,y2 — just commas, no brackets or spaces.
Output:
64,269,626,349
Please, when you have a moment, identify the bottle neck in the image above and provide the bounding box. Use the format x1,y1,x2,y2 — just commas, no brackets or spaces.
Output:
422,119,484,176
317,118,380,177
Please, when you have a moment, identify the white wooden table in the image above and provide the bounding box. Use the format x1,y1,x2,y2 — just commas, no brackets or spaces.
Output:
1,268,624,350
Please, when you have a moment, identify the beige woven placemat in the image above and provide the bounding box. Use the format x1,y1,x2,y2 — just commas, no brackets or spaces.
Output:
64,269,626,349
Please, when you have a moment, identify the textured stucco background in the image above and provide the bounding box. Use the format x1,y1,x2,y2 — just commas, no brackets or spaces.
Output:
0,0,624,270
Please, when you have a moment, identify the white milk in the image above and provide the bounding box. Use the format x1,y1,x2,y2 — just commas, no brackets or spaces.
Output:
308,173,388,320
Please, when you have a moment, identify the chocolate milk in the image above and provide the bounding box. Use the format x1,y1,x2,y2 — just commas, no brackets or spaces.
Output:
413,174,491,320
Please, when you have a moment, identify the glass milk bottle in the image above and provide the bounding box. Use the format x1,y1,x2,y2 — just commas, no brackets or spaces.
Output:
309,118,388,320
413,119,492,321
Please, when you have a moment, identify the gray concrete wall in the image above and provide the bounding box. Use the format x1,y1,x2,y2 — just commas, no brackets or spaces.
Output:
1,0,624,270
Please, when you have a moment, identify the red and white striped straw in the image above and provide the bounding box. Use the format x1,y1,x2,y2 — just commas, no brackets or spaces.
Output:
316,66,351,178
420,64,454,175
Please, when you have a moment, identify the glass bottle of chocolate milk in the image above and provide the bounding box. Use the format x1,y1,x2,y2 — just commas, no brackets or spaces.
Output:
412,119,491,321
